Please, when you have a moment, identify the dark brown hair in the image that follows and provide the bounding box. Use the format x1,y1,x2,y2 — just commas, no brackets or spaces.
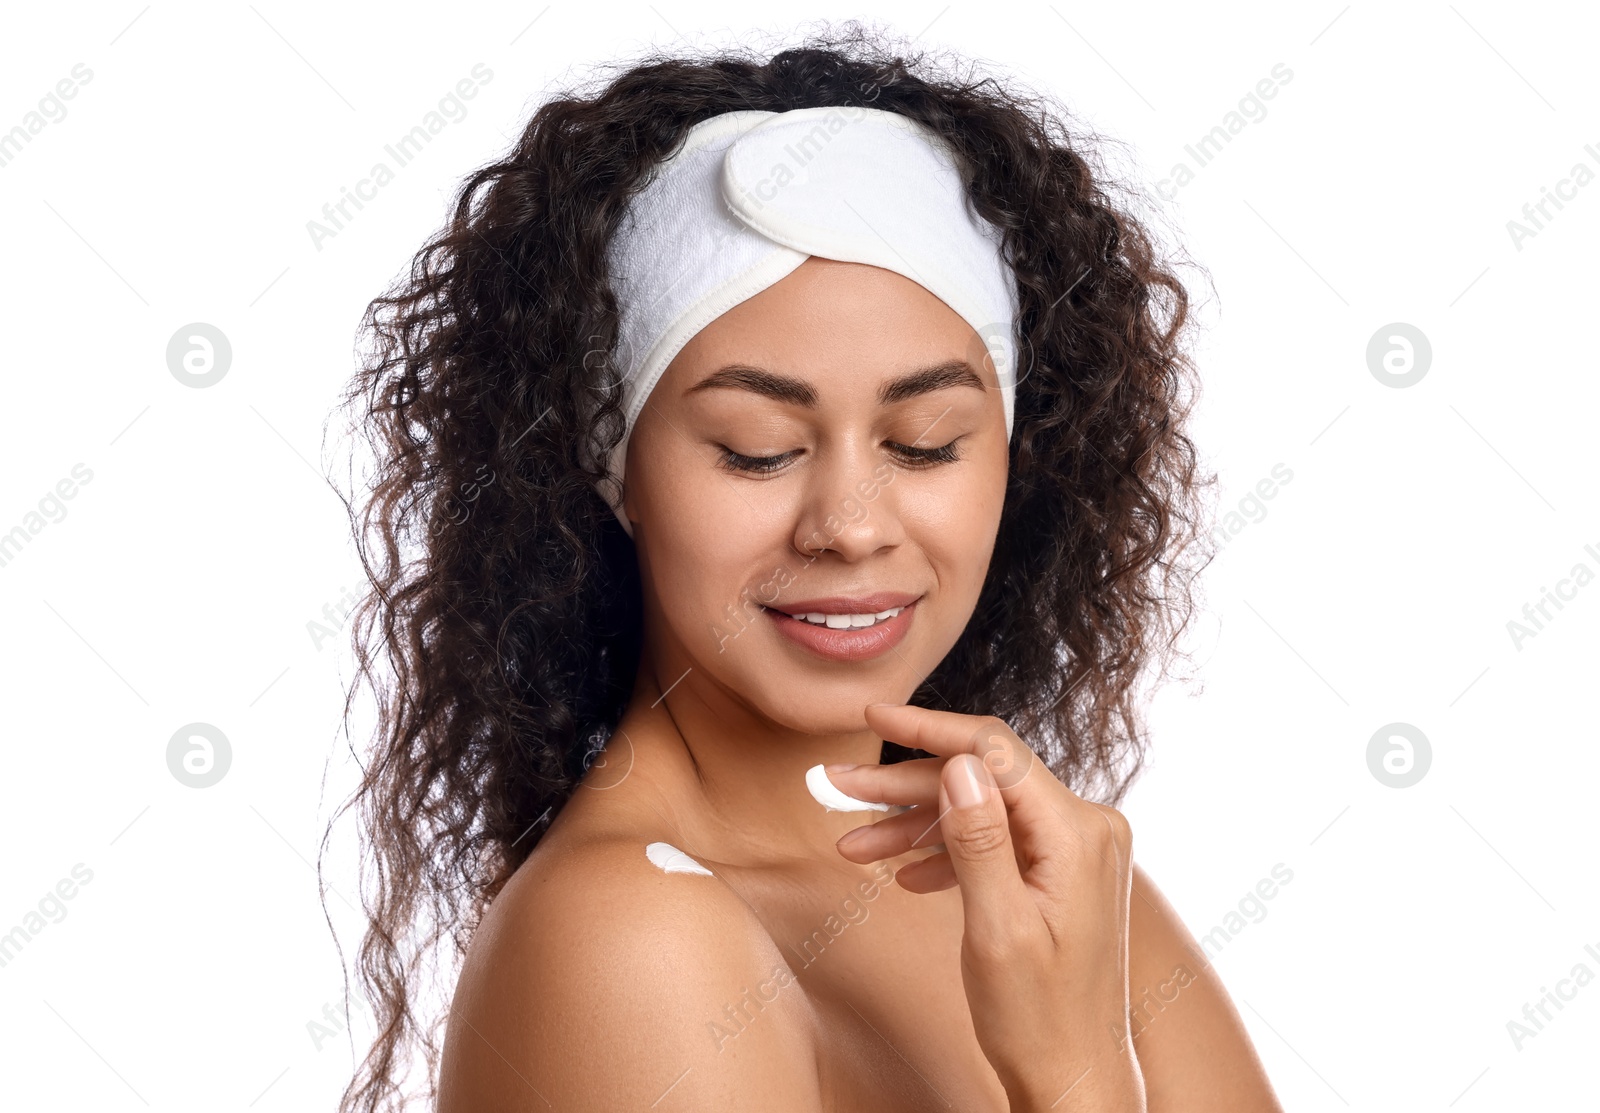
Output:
326,21,1213,1112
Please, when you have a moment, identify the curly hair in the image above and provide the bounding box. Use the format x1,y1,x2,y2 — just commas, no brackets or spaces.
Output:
324,21,1213,1113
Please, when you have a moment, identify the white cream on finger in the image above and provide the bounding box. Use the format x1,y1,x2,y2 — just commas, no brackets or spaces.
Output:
805,763,891,813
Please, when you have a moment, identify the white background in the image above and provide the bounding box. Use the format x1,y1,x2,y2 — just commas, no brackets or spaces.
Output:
1,2,1595,1110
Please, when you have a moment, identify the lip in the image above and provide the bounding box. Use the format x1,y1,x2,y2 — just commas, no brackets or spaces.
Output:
765,592,921,616
763,596,920,663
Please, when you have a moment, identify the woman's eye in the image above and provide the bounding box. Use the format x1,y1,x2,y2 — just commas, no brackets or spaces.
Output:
889,439,962,466
717,448,796,474
717,439,964,475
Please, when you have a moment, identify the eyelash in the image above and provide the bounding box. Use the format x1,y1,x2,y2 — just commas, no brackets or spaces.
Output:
717,440,962,475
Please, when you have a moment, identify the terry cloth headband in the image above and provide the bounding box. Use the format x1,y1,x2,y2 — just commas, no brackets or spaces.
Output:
595,105,1020,538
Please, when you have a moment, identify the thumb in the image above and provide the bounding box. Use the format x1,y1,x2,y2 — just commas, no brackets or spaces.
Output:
939,753,1033,937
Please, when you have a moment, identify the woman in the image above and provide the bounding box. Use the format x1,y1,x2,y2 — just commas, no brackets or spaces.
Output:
331,25,1282,1113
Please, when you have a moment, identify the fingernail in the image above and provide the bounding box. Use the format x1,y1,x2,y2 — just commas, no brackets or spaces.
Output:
949,754,989,809
805,764,889,813
824,763,858,774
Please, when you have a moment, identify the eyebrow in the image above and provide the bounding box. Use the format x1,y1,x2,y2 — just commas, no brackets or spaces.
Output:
685,358,986,408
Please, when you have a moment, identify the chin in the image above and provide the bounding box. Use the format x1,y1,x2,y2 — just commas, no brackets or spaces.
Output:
771,706,879,737
750,678,911,737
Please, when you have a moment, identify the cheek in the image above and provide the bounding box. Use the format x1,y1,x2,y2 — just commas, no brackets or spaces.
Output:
645,521,753,658
910,438,1007,529
632,425,768,537
633,445,779,640
905,444,1007,589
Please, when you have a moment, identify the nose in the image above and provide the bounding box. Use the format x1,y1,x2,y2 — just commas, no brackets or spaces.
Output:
791,435,906,561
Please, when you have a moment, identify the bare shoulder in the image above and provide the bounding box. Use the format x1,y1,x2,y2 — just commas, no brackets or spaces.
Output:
1125,862,1285,1112
437,832,822,1112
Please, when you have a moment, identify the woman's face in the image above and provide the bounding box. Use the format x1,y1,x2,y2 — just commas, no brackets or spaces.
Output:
623,257,1010,735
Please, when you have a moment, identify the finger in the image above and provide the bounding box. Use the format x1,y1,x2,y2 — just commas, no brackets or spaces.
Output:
870,703,1068,863
819,758,945,808
864,704,1039,795
936,753,1036,936
835,804,950,862
891,851,957,894
864,702,1006,757
867,704,1082,858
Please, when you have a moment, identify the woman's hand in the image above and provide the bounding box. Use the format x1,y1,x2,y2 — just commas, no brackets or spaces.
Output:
828,703,1146,1113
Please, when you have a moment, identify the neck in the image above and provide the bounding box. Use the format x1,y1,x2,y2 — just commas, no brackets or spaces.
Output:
610,655,890,867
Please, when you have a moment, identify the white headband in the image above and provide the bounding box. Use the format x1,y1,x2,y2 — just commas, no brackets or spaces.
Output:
596,105,1020,537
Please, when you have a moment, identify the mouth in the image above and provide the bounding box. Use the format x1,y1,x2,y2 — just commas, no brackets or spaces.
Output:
776,605,907,629
762,593,921,662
